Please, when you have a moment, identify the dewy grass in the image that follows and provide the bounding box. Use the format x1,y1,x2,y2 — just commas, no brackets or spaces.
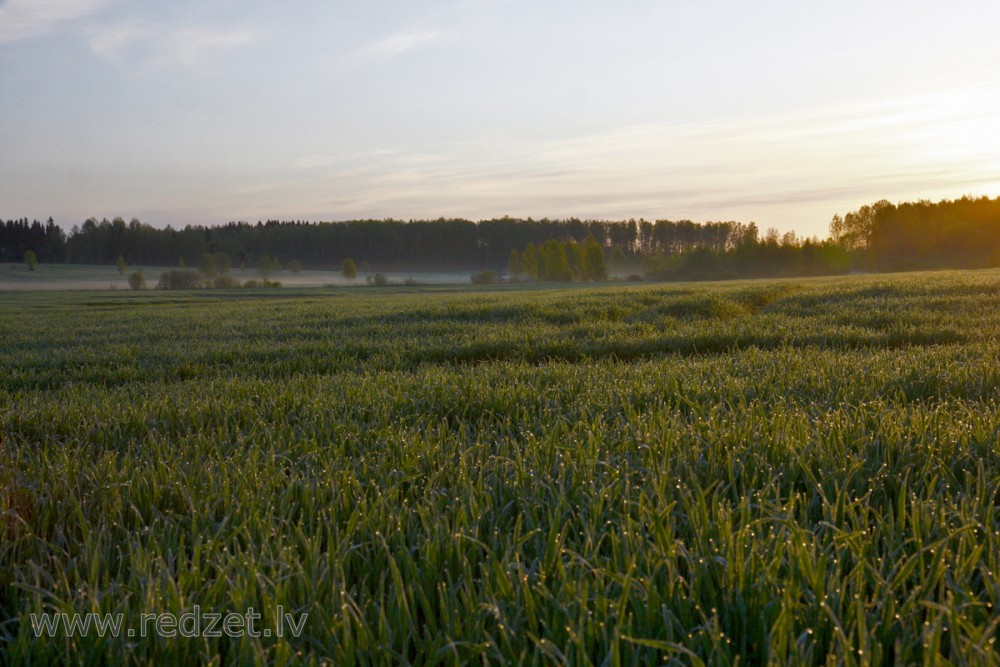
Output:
2,270,1000,665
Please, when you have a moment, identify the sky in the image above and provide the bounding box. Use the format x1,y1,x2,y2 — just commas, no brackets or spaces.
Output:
1,0,999,238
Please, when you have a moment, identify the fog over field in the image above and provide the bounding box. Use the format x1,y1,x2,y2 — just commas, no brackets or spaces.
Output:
0,264,477,291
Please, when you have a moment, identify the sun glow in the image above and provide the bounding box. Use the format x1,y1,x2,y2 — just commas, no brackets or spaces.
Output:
894,81,1000,194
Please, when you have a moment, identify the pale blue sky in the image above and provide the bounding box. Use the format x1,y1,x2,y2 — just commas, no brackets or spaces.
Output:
2,0,999,237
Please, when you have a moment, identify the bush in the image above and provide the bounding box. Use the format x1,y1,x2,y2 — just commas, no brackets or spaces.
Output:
212,276,241,289
242,280,260,288
470,270,498,285
156,270,202,290
288,260,302,274
128,271,146,290
24,250,37,271
404,277,419,286
366,272,390,286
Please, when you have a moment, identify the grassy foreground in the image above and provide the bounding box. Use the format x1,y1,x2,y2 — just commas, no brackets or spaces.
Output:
2,271,1000,665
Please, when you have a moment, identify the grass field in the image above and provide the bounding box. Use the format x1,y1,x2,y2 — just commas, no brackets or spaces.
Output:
2,271,1000,665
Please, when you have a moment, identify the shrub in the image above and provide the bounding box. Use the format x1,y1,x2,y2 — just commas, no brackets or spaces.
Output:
471,270,498,285
243,279,282,288
128,271,146,290
212,276,241,289
24,251,37,271
288,260,302,274
156,270,202,290
366,272,390,286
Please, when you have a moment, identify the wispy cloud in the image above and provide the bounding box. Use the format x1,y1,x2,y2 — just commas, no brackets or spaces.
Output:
0,0,108,43
154,25,257,68
367,29,438,61
84,20,258,69
85,19,146,60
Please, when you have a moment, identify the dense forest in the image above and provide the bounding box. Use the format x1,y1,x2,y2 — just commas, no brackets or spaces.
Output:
2,195,999,280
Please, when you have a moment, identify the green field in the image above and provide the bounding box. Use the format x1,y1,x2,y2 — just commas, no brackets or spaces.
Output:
2,271,1000,665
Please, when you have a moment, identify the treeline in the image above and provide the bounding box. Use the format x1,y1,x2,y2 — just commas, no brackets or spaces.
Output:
0,218,68,263
831,196,1000,271
3,195,999,280
641,195,1000,279
0,216,769,271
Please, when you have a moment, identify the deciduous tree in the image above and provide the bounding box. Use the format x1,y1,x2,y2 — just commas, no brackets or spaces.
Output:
342,258,357,281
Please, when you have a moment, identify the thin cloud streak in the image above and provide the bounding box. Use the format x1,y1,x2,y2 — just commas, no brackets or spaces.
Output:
84,20,259,69
85,19,146,59
0,2,259,69
0,0,108,43
366,29,438,61
154,26,257,68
